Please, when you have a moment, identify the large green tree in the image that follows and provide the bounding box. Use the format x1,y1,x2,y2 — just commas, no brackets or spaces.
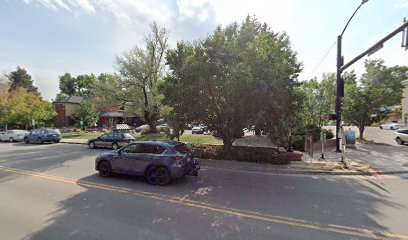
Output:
298,73,336,127
57,73,96,99
72,102,99,129
115,22,169,132
161,16,302,152
4,88,56,127
7,66,39,94
360,59,408,106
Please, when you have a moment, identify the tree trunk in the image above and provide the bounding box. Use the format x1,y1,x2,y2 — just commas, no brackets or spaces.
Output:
358,124,365,140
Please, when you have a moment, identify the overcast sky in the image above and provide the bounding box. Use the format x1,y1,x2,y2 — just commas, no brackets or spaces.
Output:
1,0,407,100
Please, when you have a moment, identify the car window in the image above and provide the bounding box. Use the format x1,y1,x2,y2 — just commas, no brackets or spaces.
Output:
107,134,115,139
6,131,12,134
121,144,138,154
99,134,108,140
133,144,164,154
174,144,190,154
123,133,135,139
47,129,60,134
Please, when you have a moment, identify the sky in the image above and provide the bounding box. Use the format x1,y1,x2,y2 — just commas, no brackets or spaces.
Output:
0,0,407,100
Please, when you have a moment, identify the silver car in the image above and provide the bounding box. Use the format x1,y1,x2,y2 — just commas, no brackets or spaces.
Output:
0,130,29,142
380,122,402,130
95,141,200,185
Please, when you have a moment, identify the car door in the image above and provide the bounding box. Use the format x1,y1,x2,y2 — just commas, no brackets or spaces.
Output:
112,144,138,173
96,134,109,147
28,130,38,142
401,130,408,141
130,144,156,173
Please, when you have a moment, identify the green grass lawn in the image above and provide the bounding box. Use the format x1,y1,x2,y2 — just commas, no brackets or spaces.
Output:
61,133,101,140
136,133,222,145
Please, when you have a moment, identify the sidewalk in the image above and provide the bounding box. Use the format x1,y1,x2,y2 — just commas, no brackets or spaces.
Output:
313,141,408,174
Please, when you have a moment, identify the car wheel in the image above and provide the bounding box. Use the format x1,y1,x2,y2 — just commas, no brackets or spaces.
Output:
88,141,96,149
9,137,14,143
391,127,394,130
379,126,383,129
112,142,119,150
98,161,112,177
37,138,43,144
54,140,60,143
24,137,29,144
396,137,403,145
146,166,170,186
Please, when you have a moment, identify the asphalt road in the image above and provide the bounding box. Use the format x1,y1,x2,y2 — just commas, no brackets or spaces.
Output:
1,142,408,240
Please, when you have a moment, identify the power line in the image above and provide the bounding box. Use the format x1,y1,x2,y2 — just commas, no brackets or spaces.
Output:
306,40,337,80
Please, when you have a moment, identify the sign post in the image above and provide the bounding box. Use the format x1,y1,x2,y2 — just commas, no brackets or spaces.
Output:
320,131,326,159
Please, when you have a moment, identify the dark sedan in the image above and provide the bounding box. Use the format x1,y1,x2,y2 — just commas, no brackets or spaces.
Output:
88,133,135,150
95,141,200,185
24,128,61,144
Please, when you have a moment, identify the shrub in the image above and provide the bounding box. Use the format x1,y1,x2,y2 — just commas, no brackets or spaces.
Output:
324,129,334,139
141,128,151,135
187,143,289,165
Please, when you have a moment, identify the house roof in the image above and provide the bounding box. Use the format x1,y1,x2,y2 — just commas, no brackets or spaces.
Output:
55,96,89,104
99,111,124,118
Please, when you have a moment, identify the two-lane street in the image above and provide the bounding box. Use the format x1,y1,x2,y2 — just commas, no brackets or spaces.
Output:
1,142,408,239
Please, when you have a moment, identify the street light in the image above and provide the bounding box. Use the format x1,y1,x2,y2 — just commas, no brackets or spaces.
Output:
335,0,369,153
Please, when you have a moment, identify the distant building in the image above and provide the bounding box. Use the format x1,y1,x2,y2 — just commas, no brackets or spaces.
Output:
53,96,143,129
402,79,408,127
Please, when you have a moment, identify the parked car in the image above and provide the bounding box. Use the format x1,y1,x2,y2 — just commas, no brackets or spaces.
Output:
24,128,61,144
157,123,169,131
95,141,200,185
380,122,402,130
395,129,408,145
88,133,136,150
0,130,29,142
192,125,204,134
135,124,150,133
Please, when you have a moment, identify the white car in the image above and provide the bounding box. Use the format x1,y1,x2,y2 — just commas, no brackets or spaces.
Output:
192,126,204,134
379,122,402,130
395,129,408,145
0,130,29,142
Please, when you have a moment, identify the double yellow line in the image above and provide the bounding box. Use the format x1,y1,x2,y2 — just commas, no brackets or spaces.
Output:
0,165,407,240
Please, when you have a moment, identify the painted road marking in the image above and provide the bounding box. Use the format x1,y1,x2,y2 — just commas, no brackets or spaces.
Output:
0,166,407,240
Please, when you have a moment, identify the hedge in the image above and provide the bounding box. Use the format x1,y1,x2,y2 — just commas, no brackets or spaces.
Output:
187,143,290,165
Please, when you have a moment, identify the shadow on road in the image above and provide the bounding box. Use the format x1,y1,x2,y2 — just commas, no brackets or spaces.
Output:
22,170,406,239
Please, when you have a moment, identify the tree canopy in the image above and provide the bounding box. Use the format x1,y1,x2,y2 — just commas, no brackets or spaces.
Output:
160,16,302,151
7,66,39,94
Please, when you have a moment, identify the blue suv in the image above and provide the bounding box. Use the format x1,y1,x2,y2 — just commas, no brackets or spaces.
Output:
24,128,61,144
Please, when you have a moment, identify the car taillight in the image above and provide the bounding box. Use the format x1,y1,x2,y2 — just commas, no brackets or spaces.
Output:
174,156,183,161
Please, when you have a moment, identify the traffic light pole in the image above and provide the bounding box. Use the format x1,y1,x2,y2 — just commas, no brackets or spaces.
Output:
335,19,408,153
335,35,343,153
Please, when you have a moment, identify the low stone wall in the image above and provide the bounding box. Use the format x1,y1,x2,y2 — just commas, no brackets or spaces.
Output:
187,143,290,165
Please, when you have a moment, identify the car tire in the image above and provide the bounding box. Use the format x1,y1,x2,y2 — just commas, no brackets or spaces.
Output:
54,140,60,143
396,137,404,145
24,137,29,144
379,126,383,129
88,141,96,149
9,137,14,143
98,161,113,177
112,142,119,150
146,166,170,186
391,127,394,130
37,138,43,144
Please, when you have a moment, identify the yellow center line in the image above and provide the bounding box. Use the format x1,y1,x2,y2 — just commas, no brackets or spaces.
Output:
0,166,407,240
